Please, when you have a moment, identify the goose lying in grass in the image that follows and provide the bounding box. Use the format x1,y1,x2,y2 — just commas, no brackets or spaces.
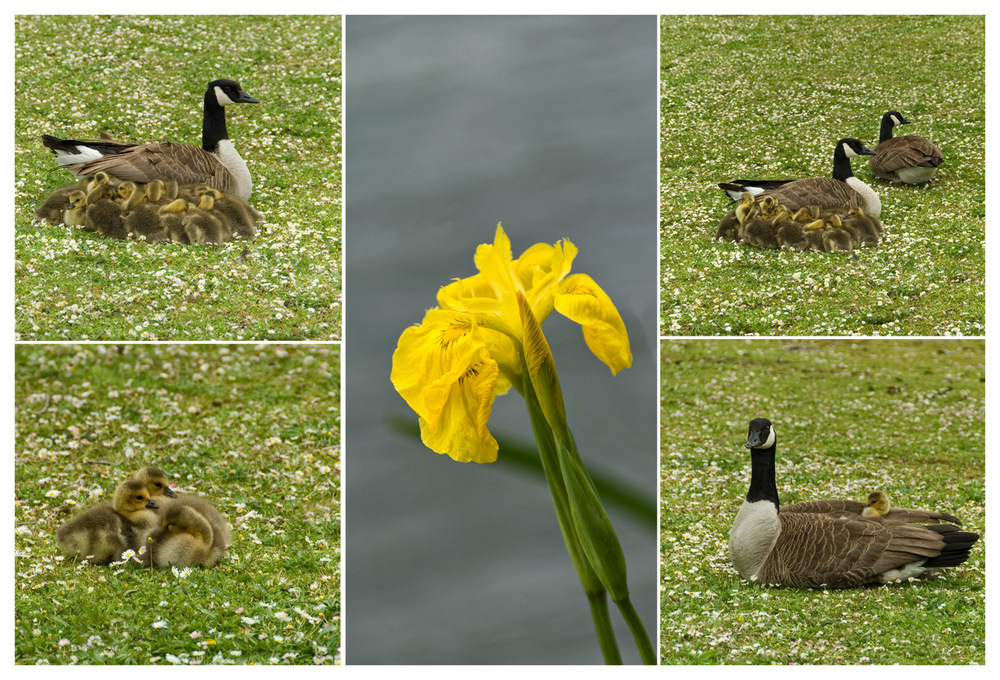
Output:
719,138,882,218
144,495,231,568
869,111,943,184
56,481,159,564
42,79,259,200
729,418,979,588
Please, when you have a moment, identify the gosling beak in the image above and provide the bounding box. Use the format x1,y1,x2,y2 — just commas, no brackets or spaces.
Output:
146,499,159,510
164,487,178,498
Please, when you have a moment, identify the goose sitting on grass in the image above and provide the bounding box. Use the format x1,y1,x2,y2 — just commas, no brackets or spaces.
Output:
729,418,979,588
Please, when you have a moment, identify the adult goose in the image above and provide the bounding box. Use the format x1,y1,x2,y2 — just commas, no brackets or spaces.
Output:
868,110,943,184
42,79,259,200
719,138,882,219
728,418,978,588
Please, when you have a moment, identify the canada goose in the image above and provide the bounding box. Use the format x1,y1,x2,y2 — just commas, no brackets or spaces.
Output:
820,215,855,252
159,199,193,243
719,139,882,218
729,418,979,588
862,491,891,518
742,214,779,249
56,480,159,564
144,504,227,568
85,186,128,239
843,207,883,247
869,111,943,184
42,79,259,200
124,203,167,242
34,180,90,223
715,211,741,241
775,219,807,251
131,466,178,500
183,195,231,246
194,185,260,240
62,190,89,227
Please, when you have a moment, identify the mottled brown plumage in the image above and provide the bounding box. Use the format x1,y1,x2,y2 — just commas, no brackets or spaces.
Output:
869,111,943,184
144,496,230,568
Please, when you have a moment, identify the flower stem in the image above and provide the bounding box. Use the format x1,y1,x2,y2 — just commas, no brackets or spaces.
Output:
520,354,621,664
615,596,656,665
588,591,622,665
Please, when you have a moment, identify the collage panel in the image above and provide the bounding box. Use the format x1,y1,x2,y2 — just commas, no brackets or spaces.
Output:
14,15,342,342
658,339,984,664
14,343,341,664
343,15,659,664
658,15,984,336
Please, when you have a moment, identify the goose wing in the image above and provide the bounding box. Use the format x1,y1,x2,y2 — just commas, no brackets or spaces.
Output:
66,142,239,196
755,177,866,212
782,499,961,525
757,513,948,588
870,136,943,178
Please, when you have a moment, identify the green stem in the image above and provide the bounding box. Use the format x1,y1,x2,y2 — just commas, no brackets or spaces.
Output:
615,597,656,665
520,354,621,664
588,591,622,665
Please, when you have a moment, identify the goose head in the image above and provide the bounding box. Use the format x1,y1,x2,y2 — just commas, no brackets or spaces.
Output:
883,111,911,129
133,466,178,499
207,79,260,107
838,138,876,160
746,417,775,450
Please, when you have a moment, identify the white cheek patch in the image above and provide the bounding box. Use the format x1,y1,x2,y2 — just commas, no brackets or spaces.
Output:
891,113,903,126
214,86,236,106
842,141,857,158
761,428,776,448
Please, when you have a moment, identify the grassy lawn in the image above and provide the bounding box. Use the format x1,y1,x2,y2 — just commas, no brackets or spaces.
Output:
659,339,984,664
14,15,342,341
14,344,341,665
659,15,984,336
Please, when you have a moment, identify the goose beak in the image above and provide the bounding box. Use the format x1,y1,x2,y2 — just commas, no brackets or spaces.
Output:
236,91,260,104
164,487,178,498
746,428,769,449
859,144,876,156
146,499,159,510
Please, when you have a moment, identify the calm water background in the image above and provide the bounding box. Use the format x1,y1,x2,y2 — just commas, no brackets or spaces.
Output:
344,15,657,664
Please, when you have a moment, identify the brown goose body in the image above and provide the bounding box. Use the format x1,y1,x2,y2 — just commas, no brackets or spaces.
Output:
869,111,943,184
729,418,979,588
42,79,258,200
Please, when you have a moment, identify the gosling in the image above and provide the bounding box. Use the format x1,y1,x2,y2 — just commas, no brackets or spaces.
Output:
56,480,159,564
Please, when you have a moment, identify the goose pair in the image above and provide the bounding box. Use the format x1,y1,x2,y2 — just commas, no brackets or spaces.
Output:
869,111,943,185
42,79,258,201
729,418,978,588
56,466,229,568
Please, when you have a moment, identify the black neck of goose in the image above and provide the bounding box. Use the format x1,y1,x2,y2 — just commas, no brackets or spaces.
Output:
879,115,896,144
202,89,230,153
747,445,779,509
831,146,856,183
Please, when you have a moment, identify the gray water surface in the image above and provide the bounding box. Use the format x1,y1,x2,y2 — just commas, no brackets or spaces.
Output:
343,16,658,664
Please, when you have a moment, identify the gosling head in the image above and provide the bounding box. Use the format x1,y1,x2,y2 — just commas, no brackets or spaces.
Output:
864,490,891,517
133,466,178,498
112,480,159,515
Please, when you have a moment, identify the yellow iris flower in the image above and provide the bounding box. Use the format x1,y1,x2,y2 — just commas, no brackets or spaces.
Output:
391,224,632,463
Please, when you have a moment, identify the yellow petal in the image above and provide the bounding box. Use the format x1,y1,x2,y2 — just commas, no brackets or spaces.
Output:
390,309,502,463
554,274,632,375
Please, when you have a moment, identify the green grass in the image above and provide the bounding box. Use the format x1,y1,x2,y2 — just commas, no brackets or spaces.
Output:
14,344,341,665
15,15,342,341
659,15,984,336
659,339,984,664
